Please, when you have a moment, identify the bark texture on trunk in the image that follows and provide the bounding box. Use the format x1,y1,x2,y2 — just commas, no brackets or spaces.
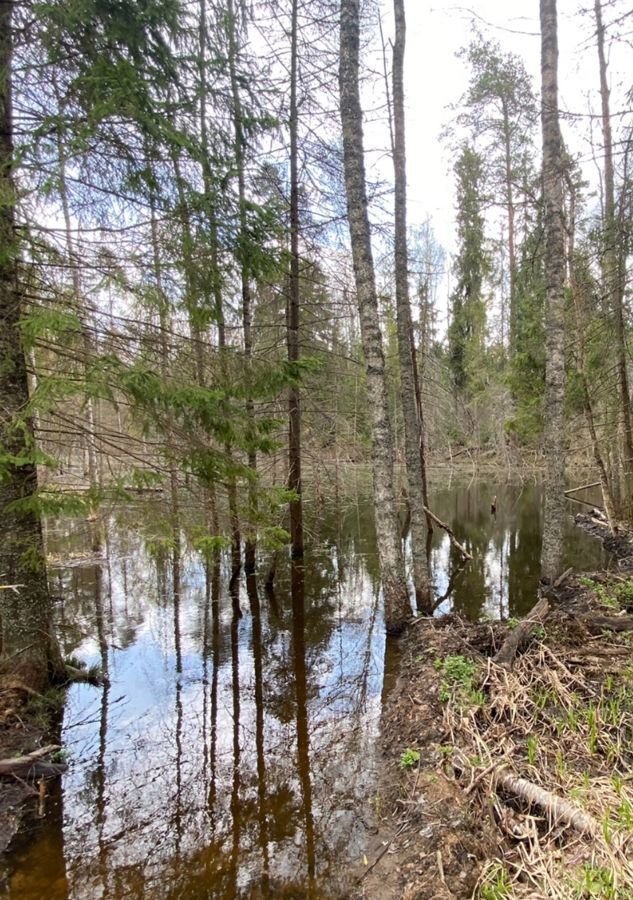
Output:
566,180,617,528
539,0,567,582
392,0,431,613
594,0,633,522
227,0,257,572
501,100,517,357
339,0,410,632
0,0,58,688
287,0,303,558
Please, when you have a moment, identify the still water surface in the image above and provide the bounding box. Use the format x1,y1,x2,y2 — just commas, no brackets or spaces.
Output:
6,476,607,898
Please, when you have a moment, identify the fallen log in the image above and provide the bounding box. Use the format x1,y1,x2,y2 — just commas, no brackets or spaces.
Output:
584,614,633,634
0,744,66,778
493,568,573,668
493,596,550,668
493,766,599,837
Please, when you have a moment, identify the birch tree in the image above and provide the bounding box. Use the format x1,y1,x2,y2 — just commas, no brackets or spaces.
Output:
392,0,431,613
339,0,410,631
539,0,567,582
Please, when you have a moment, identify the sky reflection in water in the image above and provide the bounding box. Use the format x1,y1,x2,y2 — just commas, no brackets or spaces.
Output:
7,476,607,898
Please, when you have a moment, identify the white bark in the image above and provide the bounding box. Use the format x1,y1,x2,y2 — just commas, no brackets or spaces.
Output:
539,0,567,582
339,0,410,631
392,0,431,613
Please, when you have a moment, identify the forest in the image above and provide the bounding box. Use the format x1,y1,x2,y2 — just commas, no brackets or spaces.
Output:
0,0,633,897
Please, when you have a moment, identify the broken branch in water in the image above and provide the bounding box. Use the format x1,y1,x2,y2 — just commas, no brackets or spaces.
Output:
422,504,473,561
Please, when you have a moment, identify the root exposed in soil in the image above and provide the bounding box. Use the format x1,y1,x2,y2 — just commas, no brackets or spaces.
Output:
360,578,633,899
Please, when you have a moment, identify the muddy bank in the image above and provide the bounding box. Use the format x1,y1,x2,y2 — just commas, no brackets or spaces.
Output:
0,683,65,885
575,510,633,567
358,577,633,899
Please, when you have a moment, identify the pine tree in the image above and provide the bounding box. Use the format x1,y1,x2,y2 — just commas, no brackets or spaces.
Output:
447,144,490,398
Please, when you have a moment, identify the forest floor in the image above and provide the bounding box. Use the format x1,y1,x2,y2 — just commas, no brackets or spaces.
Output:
356,523,633,899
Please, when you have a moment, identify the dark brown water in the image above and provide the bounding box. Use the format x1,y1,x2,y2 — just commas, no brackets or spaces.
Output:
4,476,607,898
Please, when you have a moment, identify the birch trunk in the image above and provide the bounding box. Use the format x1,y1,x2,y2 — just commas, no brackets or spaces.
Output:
539,0,567,582
339,0,410,632
502,99,517,358
0,0,60,688
392,0,431,613
594,0,633,522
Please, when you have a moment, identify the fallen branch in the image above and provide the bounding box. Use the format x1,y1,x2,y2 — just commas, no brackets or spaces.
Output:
493,568,573,668
0,744,66,778
565,495,604,510
422,505,473,561
584,614,633,634
564,481,601,496
444,446,482,461
493,596,550,668
492,766,599,837
64,664,105,686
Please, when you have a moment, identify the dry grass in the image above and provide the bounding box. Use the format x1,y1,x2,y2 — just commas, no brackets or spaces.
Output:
443,624,633,899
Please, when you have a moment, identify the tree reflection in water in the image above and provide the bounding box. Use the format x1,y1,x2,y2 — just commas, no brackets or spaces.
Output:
6,479,607,898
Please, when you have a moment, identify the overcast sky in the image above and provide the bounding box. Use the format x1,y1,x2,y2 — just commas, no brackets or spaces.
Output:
369,0,631,324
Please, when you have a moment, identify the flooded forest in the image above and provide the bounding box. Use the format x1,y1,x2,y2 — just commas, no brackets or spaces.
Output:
1,0,633,897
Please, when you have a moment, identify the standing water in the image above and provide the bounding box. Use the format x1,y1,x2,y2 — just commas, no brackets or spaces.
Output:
5,476,607,898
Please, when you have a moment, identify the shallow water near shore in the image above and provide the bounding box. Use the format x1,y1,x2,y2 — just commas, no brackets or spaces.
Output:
5,475,607,898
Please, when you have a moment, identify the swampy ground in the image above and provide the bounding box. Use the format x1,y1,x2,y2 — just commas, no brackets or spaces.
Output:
359,547,633,898
1,473,625,899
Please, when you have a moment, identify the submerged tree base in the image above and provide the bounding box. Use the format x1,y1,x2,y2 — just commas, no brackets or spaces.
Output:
357,575,633,899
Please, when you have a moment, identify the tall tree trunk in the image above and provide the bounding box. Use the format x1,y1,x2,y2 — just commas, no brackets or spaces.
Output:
539,0,567,582
0,0,59,688
339,0,410,632
54,115,99,501
171,150,206,386
502,99,517,357
408,308,433,533
594,0,633,522
392,0,431,613
146,158,182,536
287,0,304,559
227,0,257,572
566,176,617,526
197,0,241,570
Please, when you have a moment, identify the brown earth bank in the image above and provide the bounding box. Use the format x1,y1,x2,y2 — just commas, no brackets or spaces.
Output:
0,678,68,887
355,571,633,900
